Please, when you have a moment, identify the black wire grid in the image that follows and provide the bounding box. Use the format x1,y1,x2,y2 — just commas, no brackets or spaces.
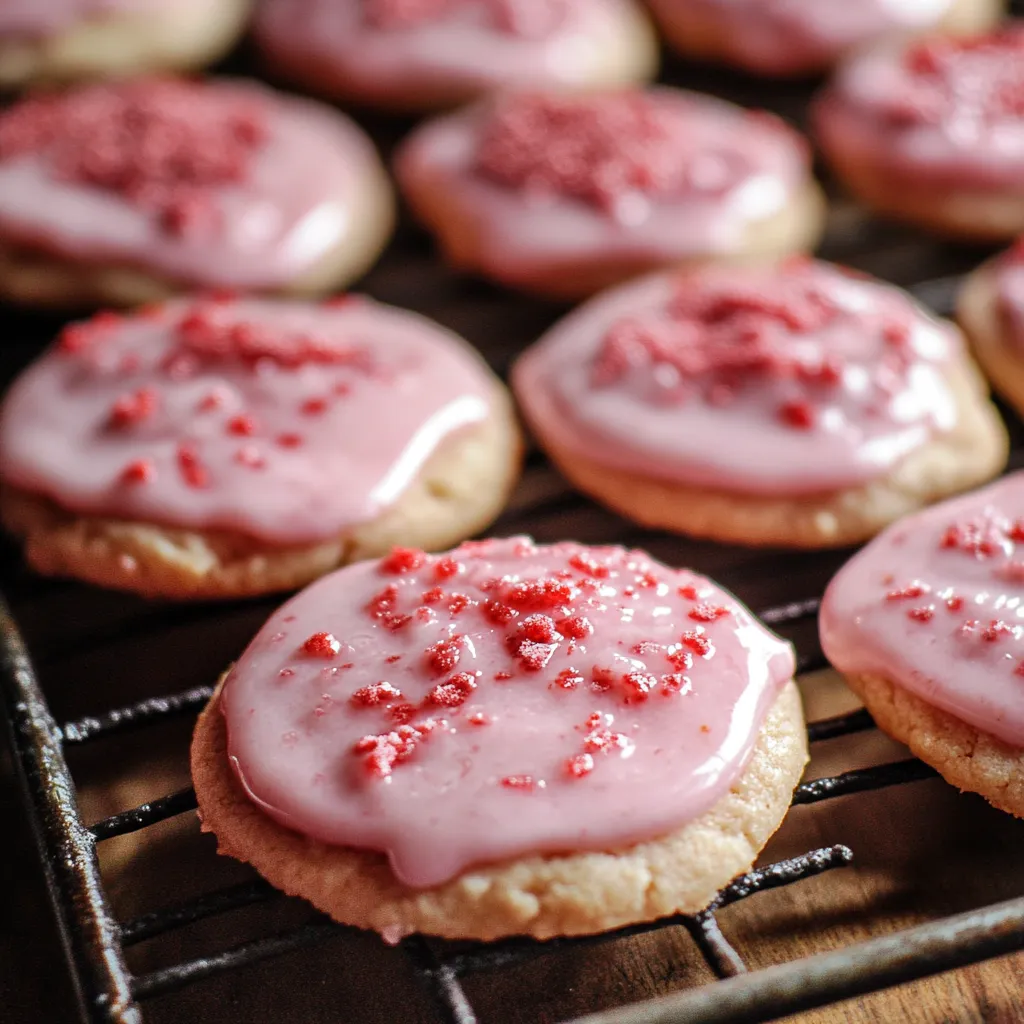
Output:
5,338,1024,1024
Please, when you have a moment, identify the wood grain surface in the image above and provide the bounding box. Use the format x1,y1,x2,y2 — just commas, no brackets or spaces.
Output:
3,36,1024,1024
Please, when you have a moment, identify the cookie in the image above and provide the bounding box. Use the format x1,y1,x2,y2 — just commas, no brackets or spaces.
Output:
957,242,1024,418
0,295,521,598
815,24,1024,241
253,0,658,112
0,0,251,88
395,87,825,300
0,77,394,308
646,0,1003,78
820,473,1024,817
512,259,1008,548
191,538,807,941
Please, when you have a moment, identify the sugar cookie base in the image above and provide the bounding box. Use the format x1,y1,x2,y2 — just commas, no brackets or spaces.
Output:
191,679,806,941
0,0,251,88
843,672,1024,818
257,0,658,113
817,109,1024,242
524,360,1007,548
0,393,521,599
402,176,827,300
0,144,395,309
652,0,1003,77
957,259,1024,418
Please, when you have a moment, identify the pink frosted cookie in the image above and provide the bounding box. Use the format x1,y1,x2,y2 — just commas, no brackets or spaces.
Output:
0,0,251,88
253,0,658,112
821,473,1024,817
646,0,1002,78
815,24,1024,240
958,239,1024,417
191,538,806,940
0,295,521,598
512,259,1008,547
0,77,395,308
395,87,825,299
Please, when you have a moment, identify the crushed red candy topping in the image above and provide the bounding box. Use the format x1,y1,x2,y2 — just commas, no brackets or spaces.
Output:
687,603,729,622
907,606,935,623
894,27,1024,126
474,92,756,217
939,512,1021,559
0,79,268,238
176,305,377,372
304,631,342,657
588,264,926,431
364,0,568,35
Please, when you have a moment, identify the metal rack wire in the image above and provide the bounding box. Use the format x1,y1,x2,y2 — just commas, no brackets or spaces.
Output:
5,551,1024,1024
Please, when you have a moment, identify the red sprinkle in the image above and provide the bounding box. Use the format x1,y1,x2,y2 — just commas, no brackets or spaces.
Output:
500,775,536,791
176,443,208,489
425,635,463,676
350,681,403,707
552,668,584,690
688,603,729,622
120,459,155,484
227,414,256,436
556,615,593,640
566,753,595,778
427,671,478,707
301,397,329,415
778,399,816,429
303,632,342,658
680,629,715,658
109,387,158,428
380,547,428,575
907,607,935,623
433,556,462,581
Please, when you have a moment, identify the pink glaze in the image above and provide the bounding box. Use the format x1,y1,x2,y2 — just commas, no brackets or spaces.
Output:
221,538,796,888
0,296,494,544
648,0,953,75
994,240,1024,352
254,0,641,101
396,88,811,282
0,78,385,291
513,260,962,496
0,0,174,38
815,25,1024,192
821,473,1024,746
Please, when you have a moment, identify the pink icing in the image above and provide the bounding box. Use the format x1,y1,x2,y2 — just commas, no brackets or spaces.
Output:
815,25,1024,191
648,0,953,74
221,538,796,887
255,0,638,100
0,78,384,291
396,88,811,279
0,296,494,544
820,473,1024,746
0,0,173,38
512,260,962,496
